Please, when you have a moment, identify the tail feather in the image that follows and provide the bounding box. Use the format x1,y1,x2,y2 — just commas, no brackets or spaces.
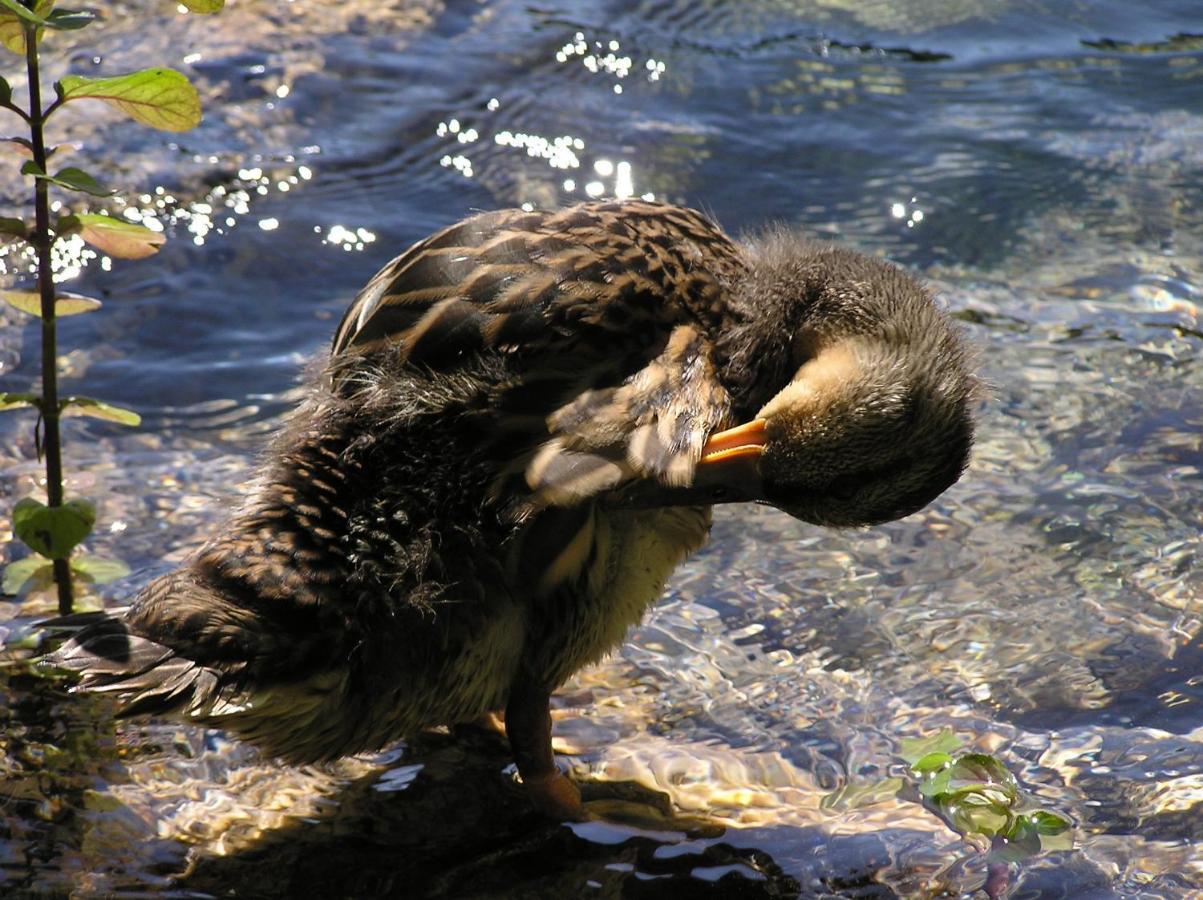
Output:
42,614,221,719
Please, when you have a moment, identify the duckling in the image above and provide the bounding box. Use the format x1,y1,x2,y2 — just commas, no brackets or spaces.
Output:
46,200,975,820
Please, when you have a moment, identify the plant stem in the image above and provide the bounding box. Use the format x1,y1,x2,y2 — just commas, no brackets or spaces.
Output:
24,23,73,614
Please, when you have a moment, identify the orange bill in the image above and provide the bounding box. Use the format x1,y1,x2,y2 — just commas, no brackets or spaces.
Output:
699,419,767,465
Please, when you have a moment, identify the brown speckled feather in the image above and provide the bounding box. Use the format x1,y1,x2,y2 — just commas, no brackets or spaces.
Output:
334,201,746,508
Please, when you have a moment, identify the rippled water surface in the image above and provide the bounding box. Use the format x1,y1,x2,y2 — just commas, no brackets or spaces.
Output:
1,1,1201,897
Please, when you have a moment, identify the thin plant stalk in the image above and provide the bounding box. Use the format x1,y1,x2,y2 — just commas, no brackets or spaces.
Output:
23,19,74,613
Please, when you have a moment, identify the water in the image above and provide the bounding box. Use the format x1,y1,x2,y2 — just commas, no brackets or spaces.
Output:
1,1,1200,896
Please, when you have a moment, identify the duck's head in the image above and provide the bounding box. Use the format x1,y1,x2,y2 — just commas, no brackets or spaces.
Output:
694,240,977,527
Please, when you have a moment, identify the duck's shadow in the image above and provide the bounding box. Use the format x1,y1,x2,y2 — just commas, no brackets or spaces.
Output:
172,729,832,899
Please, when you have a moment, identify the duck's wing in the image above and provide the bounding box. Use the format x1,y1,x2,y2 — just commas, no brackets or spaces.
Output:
332,201,747,509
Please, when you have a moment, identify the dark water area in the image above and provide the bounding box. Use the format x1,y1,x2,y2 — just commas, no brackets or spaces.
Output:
1,0,1201,896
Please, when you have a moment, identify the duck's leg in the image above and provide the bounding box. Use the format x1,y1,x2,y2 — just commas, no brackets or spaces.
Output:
505,681,583,820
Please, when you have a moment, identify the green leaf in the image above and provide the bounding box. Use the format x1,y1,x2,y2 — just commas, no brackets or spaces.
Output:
60,396,141,426
71,554,130,585
0,0,53,55
61,213,165,259
899,729,963,766
2,557,53,594
918,767,953,798
57,69,201,132
950,801,1010,838
910,751,953,775
51,166,114,196
0,0,52,27
1029,810,1072,836
944,784,1016,809
21,161,114,196
3,289,101,317
45,8,94,30
0,76,10,104
993,814,1042,861
180,0,224,12
945,754,1018,801
0,391,39,411
13,497,96,559
5,289,50,315
0,215,26,237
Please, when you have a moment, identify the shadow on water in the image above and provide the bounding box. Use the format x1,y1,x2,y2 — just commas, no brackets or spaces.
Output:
176,732,812,900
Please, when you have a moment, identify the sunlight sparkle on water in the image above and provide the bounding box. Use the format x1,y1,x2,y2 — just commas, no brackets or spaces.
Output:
0,160,316,279
322,224,377,252
890,197,926,228
426,30,662,205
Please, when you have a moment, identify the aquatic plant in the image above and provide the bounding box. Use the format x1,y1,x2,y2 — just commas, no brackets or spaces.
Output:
0,0,222,614
899,730,1072,851
824,729,1073,896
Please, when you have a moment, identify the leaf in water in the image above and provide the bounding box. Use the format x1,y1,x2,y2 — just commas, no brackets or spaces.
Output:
65,213,165,259
991,814,1043,862
910,751,953,775
0,391,39,411
918,768,952,798
1030,810,1073,836
820,777,905,811
180,0,224,12
0,0,52,54
57,69,201,132
948,784,1016,809
946,754,1018,802
949,800,1010,838
13,497,96,559
3,289,102,317
71,555,131,585
0,215,26,236
2,557,52,594
899,729,963,765
60,396,141,426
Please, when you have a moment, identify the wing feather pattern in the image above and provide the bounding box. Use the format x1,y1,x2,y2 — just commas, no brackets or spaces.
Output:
332,201,748,508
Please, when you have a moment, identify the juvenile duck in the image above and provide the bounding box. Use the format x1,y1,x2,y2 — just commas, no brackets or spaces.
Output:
47,200,975,819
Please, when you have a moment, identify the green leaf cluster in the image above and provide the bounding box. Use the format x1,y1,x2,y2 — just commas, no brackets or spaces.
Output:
1,1,223,611
822,729,1074,870
902,730,1074,862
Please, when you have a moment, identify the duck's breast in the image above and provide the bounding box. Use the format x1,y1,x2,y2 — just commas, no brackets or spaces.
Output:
517,504,712,690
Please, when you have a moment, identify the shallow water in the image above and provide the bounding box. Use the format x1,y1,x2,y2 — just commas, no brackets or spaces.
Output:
0,0,1200,897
